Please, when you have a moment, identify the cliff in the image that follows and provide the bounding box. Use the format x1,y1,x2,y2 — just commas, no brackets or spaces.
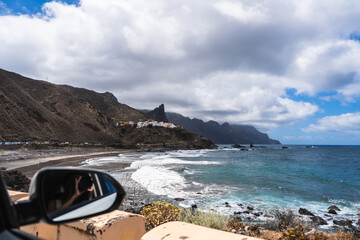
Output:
166,112,280,144
143,104,168,122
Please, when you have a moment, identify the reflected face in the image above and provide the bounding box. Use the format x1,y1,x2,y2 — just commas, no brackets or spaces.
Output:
42,172,117,222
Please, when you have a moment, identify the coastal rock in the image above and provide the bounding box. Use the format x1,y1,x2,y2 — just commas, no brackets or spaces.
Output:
247,206,254,211
233,216,242,222
310,216,328,225
299,208,315,216
242,211,251,214
125,208,137,214
328,209,337,215
328,205,340,211
191,204,198,209
174,198,185,201
232,144,246,148
234,211,242,215
225,202,231,208
253,212,263,217
237,203,244,207
333,220,353,227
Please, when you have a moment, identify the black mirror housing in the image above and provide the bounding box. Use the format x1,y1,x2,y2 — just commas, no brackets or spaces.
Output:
15,167,126,226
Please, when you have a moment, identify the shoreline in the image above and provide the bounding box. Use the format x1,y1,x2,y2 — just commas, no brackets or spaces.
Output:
2,148,359,235
0,148,132,178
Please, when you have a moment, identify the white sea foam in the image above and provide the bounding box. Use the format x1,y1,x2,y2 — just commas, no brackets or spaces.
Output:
82,153,142,166
82,156,122,166
184,168,199,175
131,166,189,198
167,149,214,158
128,155,221,169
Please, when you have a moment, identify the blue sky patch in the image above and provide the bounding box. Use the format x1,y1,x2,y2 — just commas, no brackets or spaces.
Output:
349,32,360,42
0,0,79,15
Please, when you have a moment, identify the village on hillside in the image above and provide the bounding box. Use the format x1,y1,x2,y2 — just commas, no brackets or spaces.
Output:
115,120,181,129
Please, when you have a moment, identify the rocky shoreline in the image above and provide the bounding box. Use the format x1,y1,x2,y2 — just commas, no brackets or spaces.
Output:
118,182,360,236
213,201,360,236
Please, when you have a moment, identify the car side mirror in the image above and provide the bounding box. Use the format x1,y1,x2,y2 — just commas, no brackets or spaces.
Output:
14,167,126,226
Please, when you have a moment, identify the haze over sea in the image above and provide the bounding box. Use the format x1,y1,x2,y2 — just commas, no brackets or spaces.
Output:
83,145,360,228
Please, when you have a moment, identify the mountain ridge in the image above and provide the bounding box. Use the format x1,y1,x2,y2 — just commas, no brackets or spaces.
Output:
166,111,280,144
142,105,280,144
0,68,215,149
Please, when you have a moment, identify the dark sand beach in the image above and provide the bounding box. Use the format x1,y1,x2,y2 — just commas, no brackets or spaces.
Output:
0,148,131,178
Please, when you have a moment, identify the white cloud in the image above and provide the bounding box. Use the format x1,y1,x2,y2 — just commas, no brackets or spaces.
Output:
289,40,360,97
213,1,267,23
1,0,360,130
304,112,360,134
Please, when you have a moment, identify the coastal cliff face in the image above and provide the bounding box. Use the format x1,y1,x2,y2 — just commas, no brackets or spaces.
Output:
168,112,280,144
141,105,280,144
0,68,215,149
166,112,280,144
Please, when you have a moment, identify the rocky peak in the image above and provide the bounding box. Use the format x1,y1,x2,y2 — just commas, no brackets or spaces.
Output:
145,104,168,122
101,91,118,102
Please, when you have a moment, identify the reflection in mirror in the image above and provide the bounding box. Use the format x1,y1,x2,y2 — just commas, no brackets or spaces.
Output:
42,171,117,222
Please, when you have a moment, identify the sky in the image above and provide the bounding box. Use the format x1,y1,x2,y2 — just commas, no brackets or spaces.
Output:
0,0,360,145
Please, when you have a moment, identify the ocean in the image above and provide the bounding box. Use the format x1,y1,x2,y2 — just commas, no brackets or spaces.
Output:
82,145,360,228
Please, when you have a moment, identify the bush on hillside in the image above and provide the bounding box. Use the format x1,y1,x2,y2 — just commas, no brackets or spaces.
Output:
0,168,30,192
281,224,307,240
140,199,182,231
182,208,228,230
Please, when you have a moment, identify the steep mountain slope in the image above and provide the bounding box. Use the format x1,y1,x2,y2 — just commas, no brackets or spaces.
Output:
0,69,215,149
0,69,145,142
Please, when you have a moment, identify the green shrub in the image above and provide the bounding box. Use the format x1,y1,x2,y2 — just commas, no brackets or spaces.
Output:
140,199,182,231
281,224,307,240
182,208,228,230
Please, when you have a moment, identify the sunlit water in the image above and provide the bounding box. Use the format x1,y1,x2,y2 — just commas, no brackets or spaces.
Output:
82,145,360,228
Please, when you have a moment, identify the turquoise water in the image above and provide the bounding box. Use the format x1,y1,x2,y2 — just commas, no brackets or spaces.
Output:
83,145,360,226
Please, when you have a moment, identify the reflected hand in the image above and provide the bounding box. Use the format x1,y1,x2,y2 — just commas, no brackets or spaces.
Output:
74,176,84,197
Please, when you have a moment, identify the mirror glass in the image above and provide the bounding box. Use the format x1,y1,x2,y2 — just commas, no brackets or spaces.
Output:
42,171,118,222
